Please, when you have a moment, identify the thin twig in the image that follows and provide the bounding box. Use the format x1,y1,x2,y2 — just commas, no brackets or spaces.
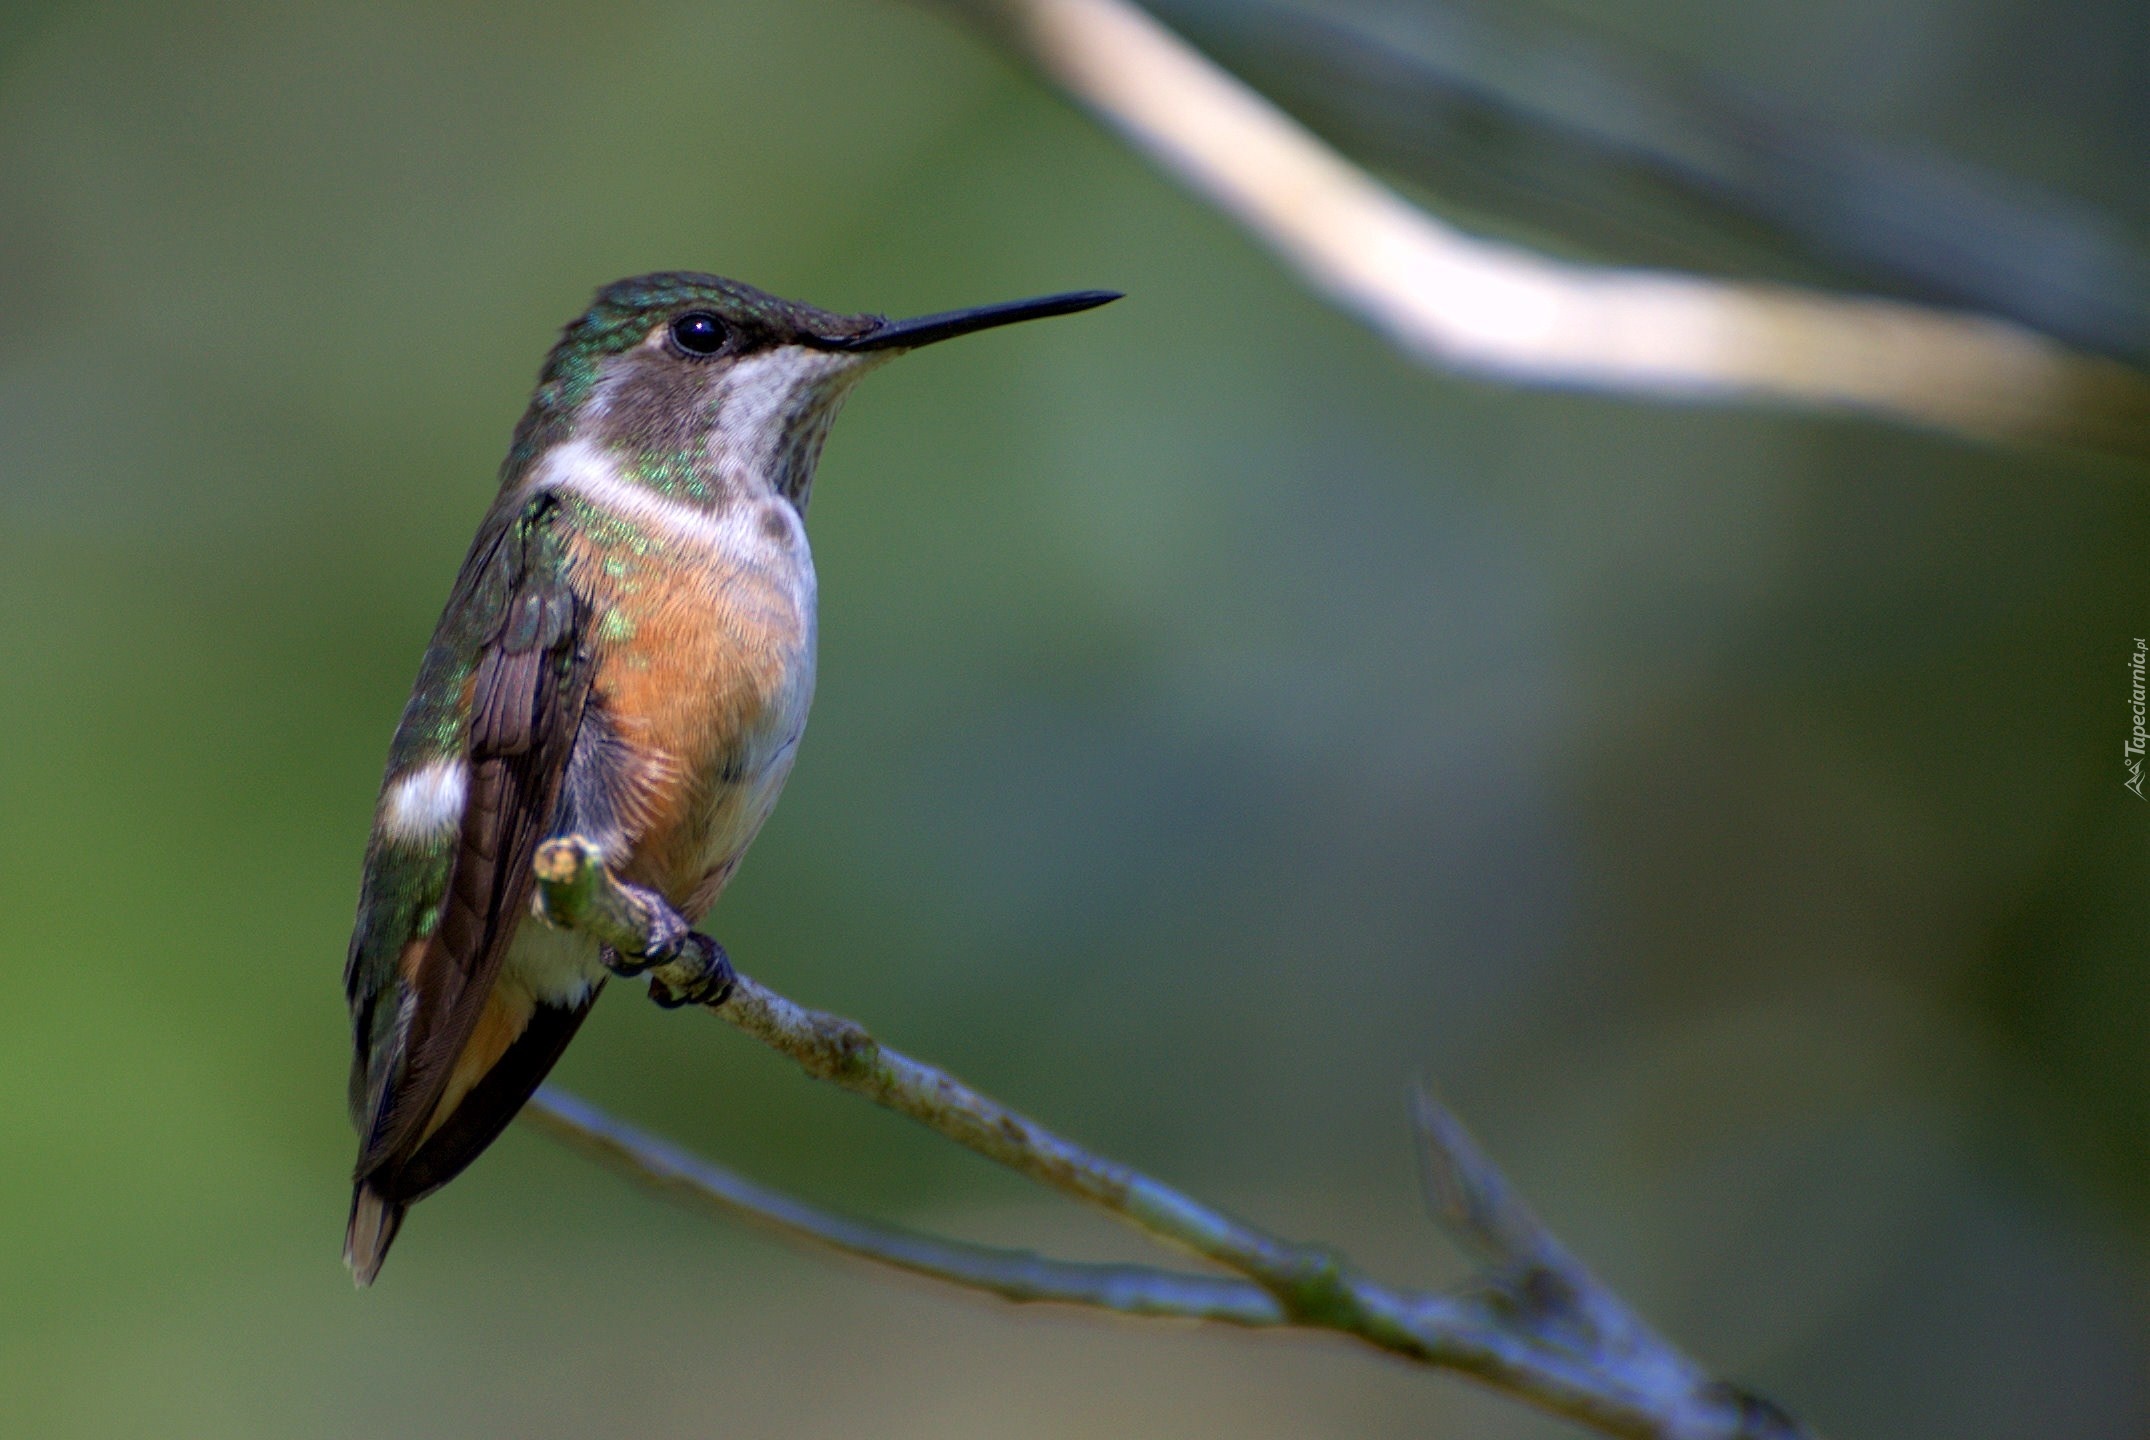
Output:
925,0,2150,459
525,1088,1285,1324
528,837,1814,1440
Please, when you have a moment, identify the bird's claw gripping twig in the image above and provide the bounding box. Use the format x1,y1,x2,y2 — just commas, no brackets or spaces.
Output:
534,836,735,1009
647,934,735,1009
593,887,688,976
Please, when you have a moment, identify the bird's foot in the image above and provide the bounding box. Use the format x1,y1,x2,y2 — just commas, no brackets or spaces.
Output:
595,881,689,976
647,933,736,1009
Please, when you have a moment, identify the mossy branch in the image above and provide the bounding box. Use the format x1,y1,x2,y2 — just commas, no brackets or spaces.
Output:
528,836,1815,1440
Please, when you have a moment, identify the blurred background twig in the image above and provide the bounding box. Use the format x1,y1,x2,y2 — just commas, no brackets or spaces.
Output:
1147,0,2150,364
925,0,2150,456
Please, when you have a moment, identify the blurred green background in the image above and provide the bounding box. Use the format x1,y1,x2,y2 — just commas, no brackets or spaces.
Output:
1,1,2146,1436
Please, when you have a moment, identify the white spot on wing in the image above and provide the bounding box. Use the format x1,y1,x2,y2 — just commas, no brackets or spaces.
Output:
381,760,467,841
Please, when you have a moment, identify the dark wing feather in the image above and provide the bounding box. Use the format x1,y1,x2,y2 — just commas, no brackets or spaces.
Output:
354,493,594,1178
390,992,600,1203
344,993,598,1285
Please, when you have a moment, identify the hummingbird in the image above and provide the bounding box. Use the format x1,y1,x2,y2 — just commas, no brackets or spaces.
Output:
342,272,1118,1284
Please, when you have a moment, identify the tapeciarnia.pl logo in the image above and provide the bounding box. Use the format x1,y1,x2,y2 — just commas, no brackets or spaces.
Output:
2129,638,2148,798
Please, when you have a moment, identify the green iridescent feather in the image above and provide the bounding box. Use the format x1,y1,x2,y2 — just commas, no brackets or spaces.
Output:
341,495,579,1123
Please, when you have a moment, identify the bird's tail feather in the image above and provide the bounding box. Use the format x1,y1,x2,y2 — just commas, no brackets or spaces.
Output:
344,1181,405,1288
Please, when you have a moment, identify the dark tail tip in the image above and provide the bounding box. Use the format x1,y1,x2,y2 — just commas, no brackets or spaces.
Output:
344,1181,406,1288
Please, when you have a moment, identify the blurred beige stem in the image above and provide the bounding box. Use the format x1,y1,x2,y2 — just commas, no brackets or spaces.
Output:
529,837,1813,1440
932,0,2150,458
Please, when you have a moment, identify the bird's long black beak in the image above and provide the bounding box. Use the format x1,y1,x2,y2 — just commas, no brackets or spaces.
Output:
830,290,1121,352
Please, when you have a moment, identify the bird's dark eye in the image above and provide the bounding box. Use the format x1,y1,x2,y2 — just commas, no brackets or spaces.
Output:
669,311,728,356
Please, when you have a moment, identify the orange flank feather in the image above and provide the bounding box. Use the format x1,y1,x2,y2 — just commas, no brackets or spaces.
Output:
565,515,812,915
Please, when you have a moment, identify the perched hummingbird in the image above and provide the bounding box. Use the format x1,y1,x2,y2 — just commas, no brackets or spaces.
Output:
343,273,1118,1284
